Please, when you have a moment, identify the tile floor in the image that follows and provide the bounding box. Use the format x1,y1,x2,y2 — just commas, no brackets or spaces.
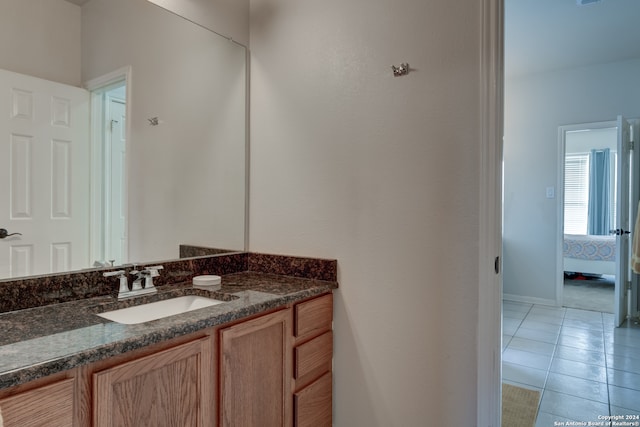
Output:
503,301,640,426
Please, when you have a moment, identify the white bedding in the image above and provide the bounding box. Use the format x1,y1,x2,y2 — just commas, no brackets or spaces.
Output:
563,234,616,275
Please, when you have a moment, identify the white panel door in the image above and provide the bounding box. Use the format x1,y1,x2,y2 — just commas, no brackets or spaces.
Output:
0,69,90,279
614,116,631,326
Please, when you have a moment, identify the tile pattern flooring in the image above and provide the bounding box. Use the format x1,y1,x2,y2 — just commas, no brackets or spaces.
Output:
503,301,640,426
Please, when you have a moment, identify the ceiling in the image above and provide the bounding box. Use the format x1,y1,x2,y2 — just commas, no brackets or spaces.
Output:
506,0,640,77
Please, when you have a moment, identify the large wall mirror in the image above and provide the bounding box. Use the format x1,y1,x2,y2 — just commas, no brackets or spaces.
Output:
0,0,247,280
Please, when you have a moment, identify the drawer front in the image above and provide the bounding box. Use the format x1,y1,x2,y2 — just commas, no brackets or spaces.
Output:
294,372,332,427
295,293,333,340
295,331,333,382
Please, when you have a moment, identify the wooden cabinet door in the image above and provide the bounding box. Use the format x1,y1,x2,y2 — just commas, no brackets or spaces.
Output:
0,378,75,427
219,309,292,427
93,337,213,427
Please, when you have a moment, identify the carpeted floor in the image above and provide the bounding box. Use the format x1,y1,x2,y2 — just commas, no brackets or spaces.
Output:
563,274,614,313
502,383,540,427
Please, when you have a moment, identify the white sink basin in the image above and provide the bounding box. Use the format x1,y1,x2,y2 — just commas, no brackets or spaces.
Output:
97,295,225,324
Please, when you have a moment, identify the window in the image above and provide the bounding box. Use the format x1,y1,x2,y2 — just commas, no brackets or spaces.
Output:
610,153,617,229
564,151,617,235
564,153,589,234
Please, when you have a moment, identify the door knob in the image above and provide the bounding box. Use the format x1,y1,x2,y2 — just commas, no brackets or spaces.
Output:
0,228,22,239
609,229,630,236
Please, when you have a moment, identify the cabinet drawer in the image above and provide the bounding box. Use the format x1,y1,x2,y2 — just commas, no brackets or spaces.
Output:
294,371,332,427
295,293,333,340
295,331,332,383
0,378,75,427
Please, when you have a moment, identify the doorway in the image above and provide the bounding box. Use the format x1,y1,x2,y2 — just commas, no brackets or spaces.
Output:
502,3,640,315
499,0,640,424
85,67,131,268
560,124,618,314
557,119,637,326
103,85,127,266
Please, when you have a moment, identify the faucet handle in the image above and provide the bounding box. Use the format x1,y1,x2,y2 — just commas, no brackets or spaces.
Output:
145,265,164,277
103,270,126,277
142,265,163,289
103,270,129,295
128,269,143,292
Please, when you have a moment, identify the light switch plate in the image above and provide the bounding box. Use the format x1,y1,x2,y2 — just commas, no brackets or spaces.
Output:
546,186,555,199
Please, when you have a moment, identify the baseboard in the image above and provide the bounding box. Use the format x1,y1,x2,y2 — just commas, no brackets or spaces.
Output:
503,293,558,307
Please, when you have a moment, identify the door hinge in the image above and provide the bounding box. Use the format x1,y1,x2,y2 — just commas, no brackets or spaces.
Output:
627,281,633,291
494,256,500,274
630,140,635,151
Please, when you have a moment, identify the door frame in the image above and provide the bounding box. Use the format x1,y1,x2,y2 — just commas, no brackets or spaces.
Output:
556,120,618,308
477,0,503,426
84,66,132,267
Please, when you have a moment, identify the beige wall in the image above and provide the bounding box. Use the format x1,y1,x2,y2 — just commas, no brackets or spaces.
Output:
0,0,81,86
249,0,482,424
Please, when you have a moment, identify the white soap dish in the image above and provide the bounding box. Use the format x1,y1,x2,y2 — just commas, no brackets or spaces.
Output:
193,275,222,290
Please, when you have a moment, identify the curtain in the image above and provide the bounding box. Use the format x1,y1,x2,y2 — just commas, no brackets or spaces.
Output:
587,148,611,235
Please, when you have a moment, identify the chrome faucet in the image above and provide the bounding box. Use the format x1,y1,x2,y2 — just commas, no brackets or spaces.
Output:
130,265,163,294
103,270,129,298
103,265,163,300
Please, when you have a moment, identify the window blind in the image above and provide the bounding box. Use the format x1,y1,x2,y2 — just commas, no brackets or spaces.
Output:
564,151,618,235
564,153,590,234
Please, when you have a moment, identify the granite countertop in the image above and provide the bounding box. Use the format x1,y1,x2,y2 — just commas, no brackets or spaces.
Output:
0,271,337,390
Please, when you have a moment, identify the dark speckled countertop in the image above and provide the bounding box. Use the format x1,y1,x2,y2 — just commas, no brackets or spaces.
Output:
0,269,337,390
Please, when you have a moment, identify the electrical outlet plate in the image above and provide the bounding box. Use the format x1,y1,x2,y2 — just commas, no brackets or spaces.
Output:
546,187,555,199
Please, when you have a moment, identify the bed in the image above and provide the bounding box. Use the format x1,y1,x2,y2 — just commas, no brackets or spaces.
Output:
563,234,616,276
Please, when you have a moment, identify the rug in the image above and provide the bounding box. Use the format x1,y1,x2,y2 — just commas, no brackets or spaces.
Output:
502,383,540,427
563,275,614,313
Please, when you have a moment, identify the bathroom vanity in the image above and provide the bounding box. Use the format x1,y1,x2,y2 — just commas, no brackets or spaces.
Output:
0,253,336,427
0,2,331,425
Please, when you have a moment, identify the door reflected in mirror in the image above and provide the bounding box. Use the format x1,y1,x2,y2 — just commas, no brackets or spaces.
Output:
90,79,128,268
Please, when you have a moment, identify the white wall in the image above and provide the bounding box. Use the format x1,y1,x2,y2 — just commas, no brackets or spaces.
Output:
504,58,640,303
249,0,482,424
566,127,617,154
0,0,81,86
